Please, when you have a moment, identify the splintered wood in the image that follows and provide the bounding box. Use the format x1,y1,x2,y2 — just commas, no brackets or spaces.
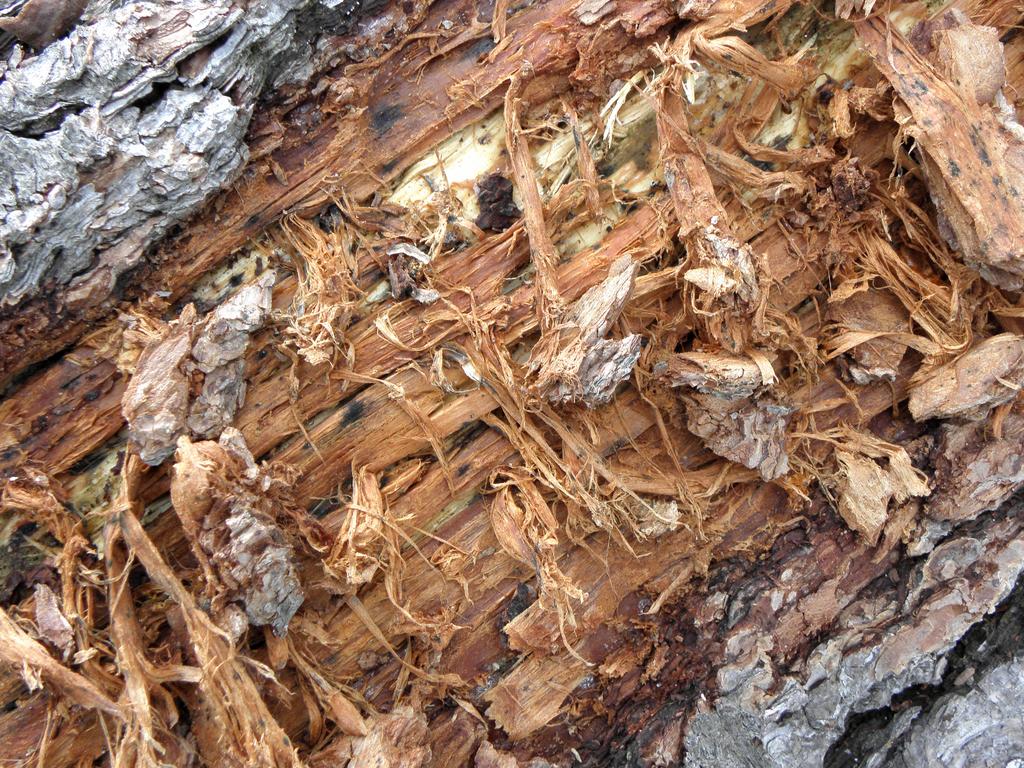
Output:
2,1,1024,767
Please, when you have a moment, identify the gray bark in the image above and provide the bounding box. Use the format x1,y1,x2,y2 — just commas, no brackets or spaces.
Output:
684,496,1024,768
0,0,374,309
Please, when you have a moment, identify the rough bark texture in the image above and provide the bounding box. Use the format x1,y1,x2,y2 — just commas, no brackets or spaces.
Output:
2,1,1024,767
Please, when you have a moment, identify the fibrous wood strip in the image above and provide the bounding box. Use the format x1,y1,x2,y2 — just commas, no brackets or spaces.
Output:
0,21,816,487
0,0,679,385
5,1,1024,767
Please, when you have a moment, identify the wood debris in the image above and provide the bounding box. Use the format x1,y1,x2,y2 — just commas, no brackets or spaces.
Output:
659,349,789,480
32,583,73,659
829,288,910,385
530,255,642,407
859,14,1024,289
121,305,196,465
4,1,1024,766
190,272,276,436
124,272,274,462
683,391,792,481
324,466,387,587
171,431,304,636
926,410,1024,523
657,351,774,399
831,430,930,545
908,334,1024,421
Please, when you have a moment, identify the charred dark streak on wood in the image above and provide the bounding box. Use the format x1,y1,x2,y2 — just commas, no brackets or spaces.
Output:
370,103,404,137
341,398,367,428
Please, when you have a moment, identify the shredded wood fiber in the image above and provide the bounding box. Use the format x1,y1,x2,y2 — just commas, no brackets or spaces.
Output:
2,1,1024,767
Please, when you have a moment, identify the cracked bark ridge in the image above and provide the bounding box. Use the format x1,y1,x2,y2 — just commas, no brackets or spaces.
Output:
683,497,1024,768
213,497,303,635
0,0,374,310
886,656,1024,768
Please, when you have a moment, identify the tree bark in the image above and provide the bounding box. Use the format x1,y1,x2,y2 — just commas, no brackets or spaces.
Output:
1,0,1024,767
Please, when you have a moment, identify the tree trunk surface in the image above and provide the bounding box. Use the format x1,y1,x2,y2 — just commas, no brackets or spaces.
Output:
1,0,1024,766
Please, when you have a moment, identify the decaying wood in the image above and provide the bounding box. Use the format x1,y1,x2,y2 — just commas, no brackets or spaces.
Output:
171,432,305,636
3,0,1024,767
859,13,1024,290
908,333,1024,421
529,255,642,407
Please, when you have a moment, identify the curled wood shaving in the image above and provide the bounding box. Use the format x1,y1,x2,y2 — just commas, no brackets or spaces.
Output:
848,228,969,355
691,33,809,97
702,143,812,202
275,215,360,367
1,471,90,630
